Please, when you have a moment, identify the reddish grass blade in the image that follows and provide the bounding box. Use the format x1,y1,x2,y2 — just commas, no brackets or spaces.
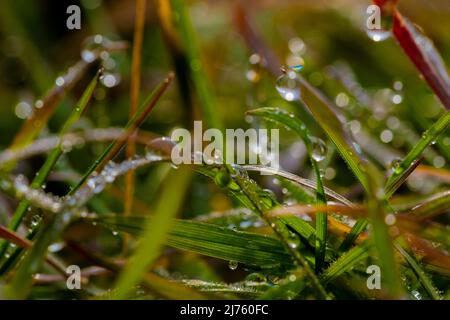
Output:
392,11,450,109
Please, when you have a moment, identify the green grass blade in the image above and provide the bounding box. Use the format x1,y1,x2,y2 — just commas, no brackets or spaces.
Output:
321,241,370,284
112,167,192,299
171,0,223,130
6,211,69,298
69,73,174,194
296,77,371,191
338,219,368,252
0,71,100,261
394,242,442,300
385,111,450,198
247,107,328,271
93,215,294,269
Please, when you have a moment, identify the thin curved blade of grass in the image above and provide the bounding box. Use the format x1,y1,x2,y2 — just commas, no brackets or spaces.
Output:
69,72,174,194
224,165,330,299
403,233,450,275
125,0,147,228
414,165,450,184
394,242,442,300
247,107,328,271
180,279,263,299
233,6,400,294
0,71,100,261
385,111,450,198
392,10,450,109
112,168,192,299
0,226,65,276
171,0,223,130
66,239,208,300
407,190,450,220
320,241,370,284
6,210,69,298
259,271,307,300
242,165,354,207
93,215,294,270
8,41,127,152
4,85,172,297
296,77,373,192
339,219,368,252
366,167,403,298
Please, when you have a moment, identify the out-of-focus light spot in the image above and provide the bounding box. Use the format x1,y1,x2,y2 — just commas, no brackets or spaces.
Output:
249,53,261,65
246,70,260,83
393,81,403,91
288,37,305,54
349,120,361,134
392,94,402,104
55,77,65,87
380,129,393,143
15,101,32,119
335,92,349,107
324,167,336,180
433,156,445,168
34,100,44,109
387,116,400,130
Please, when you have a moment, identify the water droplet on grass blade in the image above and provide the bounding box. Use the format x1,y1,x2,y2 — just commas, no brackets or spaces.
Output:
228,260,238,270
390,158,402,174
310,137,327,162
276,70,300,101
366,29,391,42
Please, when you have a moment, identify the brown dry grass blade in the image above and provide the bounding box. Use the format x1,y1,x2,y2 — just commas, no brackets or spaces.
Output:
0,225,66,276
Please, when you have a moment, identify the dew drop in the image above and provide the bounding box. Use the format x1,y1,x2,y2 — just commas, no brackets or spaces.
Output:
101,73,120,88
15,101,33,119
81,34,112,63
30,214,41,227
310,137,327,162
55,76,65,87
366,29,391,42
228,260,238,270
276,70,300,101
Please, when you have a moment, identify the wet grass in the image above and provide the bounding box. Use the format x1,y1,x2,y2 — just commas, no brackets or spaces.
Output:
0,0,448,300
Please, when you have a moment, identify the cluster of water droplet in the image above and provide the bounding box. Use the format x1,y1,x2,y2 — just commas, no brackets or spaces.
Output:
13,175,63,213
81,35,121,89
68,151,165,208
7,150,166,214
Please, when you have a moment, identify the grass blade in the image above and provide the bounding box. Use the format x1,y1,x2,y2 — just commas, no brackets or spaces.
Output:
94,215,294,270
112,167,192,299
321,241,370,284
391,10,450,109
247,107,328,271
125,0,147,229
385,111,450,198
0,71,100,260
69,73,174,194
171,0,223,129
394,242,442,300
